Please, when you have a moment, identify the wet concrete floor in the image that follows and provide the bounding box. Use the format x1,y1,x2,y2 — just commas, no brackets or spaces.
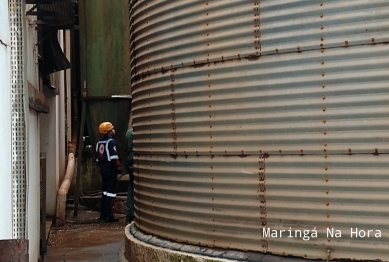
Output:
44,209,126,262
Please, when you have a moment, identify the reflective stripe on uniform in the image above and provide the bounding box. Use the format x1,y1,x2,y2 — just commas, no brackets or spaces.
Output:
105,139,113,161
96,142,100,162
96,138,115,162
106,192,116,197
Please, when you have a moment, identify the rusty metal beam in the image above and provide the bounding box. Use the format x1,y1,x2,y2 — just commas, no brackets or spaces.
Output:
27,10,56,16
35,25,79,31
33,20,60,25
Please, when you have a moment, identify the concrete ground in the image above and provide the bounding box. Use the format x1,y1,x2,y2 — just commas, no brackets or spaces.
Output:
43,205,331,262
43,206,127,262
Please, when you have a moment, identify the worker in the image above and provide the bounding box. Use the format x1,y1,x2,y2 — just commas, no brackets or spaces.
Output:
96,122,122,222
125,126,135,224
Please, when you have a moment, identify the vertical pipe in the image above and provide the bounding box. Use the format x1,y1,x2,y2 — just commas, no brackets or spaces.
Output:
65,30,72,153
70,28,78,153
58,30,66,183
73,99,86,217
56,153,75,226
73,0,87,217
39,155,47,253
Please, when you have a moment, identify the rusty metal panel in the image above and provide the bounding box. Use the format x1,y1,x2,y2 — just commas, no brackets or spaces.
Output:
134,154,262,250
264,154,389,259
0,239,29,262
260,0,389,55
131,0,389,260
131,0,255,75
133,44,389,156
134,154,389,260
131,0,389,74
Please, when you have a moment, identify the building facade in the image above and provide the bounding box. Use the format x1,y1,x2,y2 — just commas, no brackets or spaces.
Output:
0,1,73,261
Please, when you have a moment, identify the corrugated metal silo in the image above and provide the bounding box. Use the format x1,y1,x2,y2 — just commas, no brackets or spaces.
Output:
130,0,389,260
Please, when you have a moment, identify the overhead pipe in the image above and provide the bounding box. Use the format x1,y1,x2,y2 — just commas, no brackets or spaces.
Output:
55,153,75,226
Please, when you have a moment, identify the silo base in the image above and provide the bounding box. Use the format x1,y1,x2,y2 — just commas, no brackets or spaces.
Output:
124,223,324,262
124,223,238,262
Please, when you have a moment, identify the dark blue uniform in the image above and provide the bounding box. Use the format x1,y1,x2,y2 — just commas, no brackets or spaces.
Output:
96,136,122,221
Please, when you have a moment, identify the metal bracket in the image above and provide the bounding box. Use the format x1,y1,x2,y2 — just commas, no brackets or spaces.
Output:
26,4,38,15
327,249,332,262
26,4,56,16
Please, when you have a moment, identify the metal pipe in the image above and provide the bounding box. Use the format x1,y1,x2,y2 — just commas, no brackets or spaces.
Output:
73,99,86,217
58,153,75,195
55,153,75,226
58,30,67,184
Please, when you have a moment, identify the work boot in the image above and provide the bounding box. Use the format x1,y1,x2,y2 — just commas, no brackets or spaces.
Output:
99,213,106,221
105,196,114,220
99,194,107,221
104,216,119,223
103,196,119,222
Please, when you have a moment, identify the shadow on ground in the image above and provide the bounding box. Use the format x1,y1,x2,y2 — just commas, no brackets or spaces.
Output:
43,206,126,262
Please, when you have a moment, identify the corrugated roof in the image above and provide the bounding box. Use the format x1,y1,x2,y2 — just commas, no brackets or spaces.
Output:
26,0,76,29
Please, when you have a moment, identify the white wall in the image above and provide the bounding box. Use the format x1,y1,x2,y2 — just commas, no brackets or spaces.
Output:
25,14,38,89
0,1,50,260
27,109,40,262
24,6,41,261
40,92,59,216
40,31,67,216
0,0,13,240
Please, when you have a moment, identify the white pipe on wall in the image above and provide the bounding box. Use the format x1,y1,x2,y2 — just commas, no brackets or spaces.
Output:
56,153,75,226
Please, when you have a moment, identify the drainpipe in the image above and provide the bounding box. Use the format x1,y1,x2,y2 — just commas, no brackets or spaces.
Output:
55,153,75,226
58,30,66,183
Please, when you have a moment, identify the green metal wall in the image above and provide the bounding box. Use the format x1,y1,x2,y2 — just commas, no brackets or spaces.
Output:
79,0,131,155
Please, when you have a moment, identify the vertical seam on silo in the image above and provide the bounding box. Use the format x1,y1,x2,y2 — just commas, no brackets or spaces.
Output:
259,153,267,253
253,0,261,55
170,70,177,157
